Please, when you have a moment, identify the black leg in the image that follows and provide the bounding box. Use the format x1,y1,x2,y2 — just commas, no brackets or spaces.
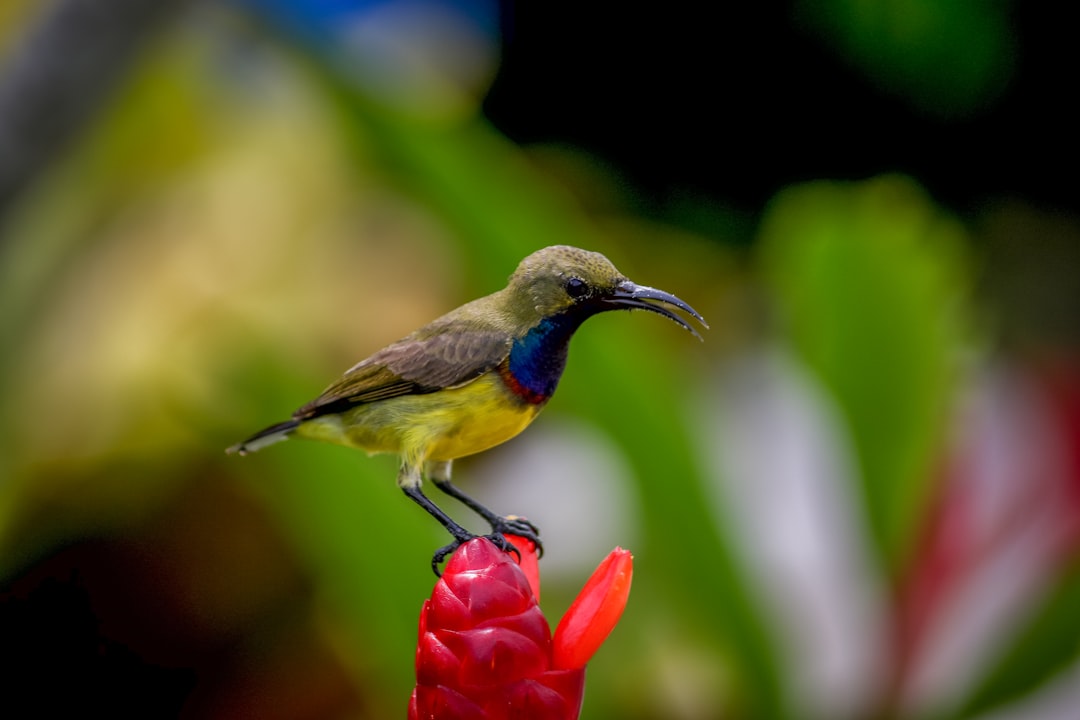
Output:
401,485,477,575
431,477,543,558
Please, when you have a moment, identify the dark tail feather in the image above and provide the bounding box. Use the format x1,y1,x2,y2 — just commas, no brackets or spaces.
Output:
226,419,300,456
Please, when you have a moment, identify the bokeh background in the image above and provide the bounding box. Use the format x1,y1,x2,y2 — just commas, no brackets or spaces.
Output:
2,1,1078,718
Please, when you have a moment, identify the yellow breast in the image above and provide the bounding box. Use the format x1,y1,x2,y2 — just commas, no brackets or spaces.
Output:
294,372,542,465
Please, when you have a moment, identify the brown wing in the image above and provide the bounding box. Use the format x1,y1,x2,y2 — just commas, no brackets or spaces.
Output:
294,329,513,420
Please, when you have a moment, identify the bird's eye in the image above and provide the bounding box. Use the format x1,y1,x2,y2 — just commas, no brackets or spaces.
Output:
565,277,589,299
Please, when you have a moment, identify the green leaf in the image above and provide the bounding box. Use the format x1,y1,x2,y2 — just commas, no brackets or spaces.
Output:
759,176,969,573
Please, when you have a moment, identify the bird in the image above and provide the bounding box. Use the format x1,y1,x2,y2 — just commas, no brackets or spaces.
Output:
228,245,706,572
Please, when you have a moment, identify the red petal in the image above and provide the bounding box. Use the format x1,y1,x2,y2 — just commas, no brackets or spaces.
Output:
427,579,472,630
552,547,633,670
416,598,431,643
415,631,462,686
439,625,550,690
534,668,586,714
506,534,542,601
428,539,535,632
475,605,552,651
410,684,489,720
411,539,633,715
495,677,579,720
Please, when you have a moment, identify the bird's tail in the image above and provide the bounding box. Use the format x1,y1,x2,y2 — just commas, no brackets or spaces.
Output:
226,419,300,456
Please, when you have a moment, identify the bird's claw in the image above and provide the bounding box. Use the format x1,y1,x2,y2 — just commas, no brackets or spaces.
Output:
491,515,544,559
430,515,543,575
481,531,521,563
431,540,462,576
431,529,479,576
502,514,540,536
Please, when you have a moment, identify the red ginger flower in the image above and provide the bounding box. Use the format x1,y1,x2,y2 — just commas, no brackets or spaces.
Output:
408,536,633,720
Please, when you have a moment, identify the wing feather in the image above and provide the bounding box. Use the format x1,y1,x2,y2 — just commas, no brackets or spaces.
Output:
295,329,512,420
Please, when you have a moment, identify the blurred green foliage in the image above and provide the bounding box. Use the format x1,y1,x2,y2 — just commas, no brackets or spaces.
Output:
2,3,1078,720
759,177,968,572
794,0,1014,118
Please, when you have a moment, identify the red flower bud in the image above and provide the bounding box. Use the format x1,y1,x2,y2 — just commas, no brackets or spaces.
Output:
408,537,632,720
552,547,633,671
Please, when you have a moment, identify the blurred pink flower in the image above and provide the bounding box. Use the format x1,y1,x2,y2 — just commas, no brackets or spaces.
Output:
408,536,632,720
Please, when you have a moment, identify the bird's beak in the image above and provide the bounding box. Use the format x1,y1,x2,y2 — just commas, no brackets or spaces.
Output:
601,280,709,340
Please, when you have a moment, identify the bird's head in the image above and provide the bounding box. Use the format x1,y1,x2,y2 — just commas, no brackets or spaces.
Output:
506,245,707,338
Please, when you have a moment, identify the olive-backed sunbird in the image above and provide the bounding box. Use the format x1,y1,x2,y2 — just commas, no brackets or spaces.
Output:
228,245,706,571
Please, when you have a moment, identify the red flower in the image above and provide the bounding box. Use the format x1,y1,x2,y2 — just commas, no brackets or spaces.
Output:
408,536,633,720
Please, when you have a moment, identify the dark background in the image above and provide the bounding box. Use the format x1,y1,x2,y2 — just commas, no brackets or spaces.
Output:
485,1,1076,212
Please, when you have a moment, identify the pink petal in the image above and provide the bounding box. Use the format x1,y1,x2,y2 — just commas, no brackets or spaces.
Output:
552,547,633,670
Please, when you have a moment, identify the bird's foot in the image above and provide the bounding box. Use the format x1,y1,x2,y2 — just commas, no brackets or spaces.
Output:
488,515,543,559
431,527,478,576
430,516,543,575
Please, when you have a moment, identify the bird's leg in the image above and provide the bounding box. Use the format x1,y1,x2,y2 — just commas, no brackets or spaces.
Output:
428,461,543,558
400,484,478,575
398,464,478,575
